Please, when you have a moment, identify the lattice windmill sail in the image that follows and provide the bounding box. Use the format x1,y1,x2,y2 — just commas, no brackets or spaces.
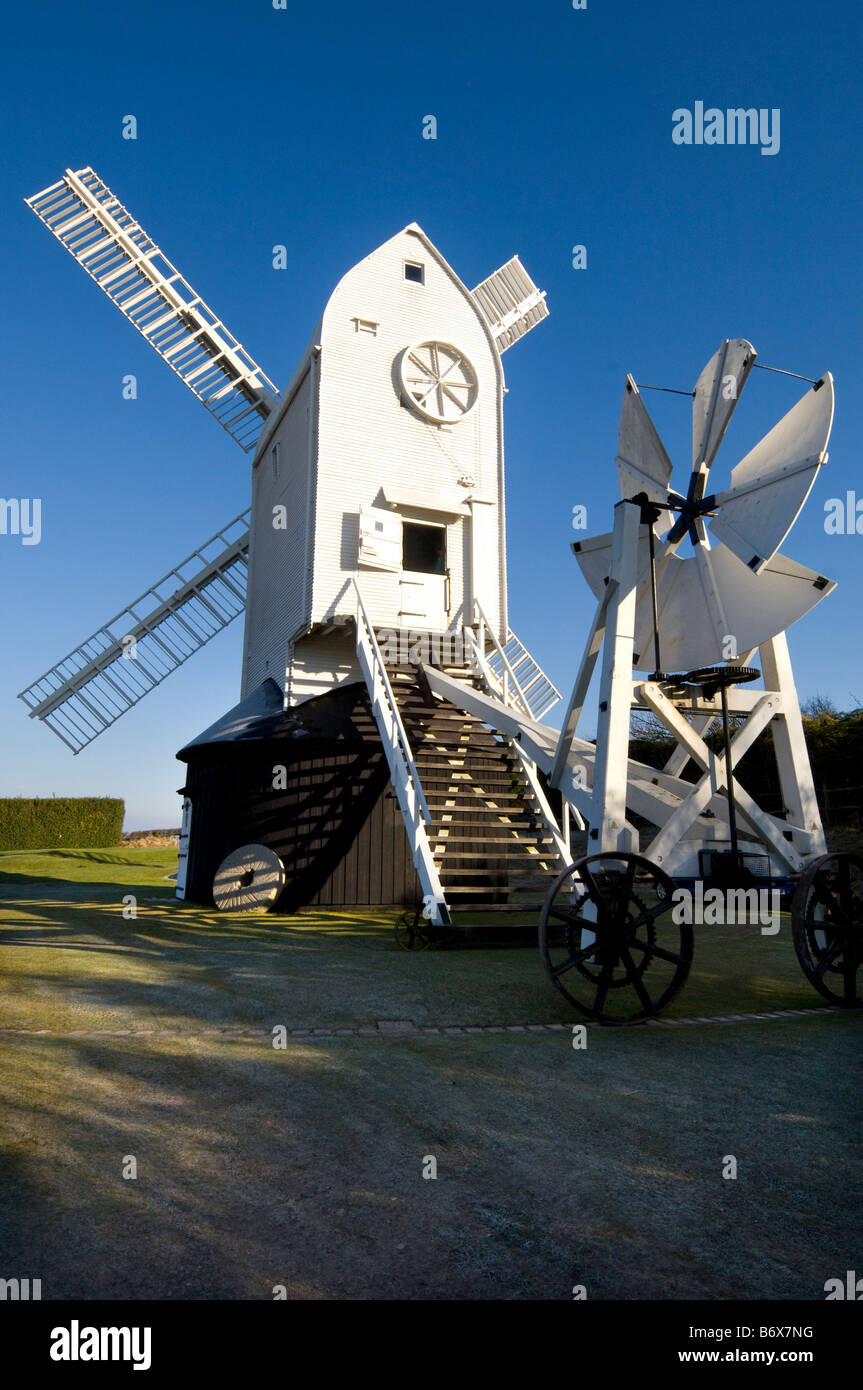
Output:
18,165,285,748
19,513,251,753
471,256,548,352
26,168,279,452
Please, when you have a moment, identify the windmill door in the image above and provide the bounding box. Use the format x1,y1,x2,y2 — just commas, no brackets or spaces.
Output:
399,521,448,631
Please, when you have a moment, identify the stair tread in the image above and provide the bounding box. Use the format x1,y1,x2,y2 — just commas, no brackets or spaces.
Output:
431,827,553,838
425,795,525,806
433,848,555,856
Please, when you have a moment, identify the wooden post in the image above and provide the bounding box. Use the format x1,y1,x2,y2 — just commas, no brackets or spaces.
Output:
760,632,827,857
590,500,641,853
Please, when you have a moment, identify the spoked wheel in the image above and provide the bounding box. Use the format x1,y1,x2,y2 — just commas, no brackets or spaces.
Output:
394,906,433,952
792,852,863,1007
539,852,693,1024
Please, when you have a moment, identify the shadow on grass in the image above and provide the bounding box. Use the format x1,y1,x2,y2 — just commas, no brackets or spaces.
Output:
0,1016,860,1299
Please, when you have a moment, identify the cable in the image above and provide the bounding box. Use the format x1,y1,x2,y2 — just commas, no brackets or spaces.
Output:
753,363,819,384
635,383,694,397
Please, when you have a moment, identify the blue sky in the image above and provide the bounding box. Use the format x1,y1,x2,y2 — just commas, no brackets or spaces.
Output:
1,0,861,829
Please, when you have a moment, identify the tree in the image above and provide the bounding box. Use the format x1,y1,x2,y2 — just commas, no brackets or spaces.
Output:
801,693,838,717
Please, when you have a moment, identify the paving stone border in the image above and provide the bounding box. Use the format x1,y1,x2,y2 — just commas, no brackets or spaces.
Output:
0,1006,843,1041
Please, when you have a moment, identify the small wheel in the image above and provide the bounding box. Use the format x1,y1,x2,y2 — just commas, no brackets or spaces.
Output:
539,852,692,1024
792,852,863,1007
394,906,433,951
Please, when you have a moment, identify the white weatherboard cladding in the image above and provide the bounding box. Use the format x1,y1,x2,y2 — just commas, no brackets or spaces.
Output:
312,227,506,636
287,631,361,706
242,365,315,696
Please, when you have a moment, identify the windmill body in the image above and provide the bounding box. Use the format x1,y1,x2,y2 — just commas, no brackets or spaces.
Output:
241,223,507,707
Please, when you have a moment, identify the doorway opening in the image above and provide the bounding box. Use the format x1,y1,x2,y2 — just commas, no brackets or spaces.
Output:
403,521,446,575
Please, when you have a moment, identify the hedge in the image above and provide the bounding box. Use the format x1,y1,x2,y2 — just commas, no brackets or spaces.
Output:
0,798,125,850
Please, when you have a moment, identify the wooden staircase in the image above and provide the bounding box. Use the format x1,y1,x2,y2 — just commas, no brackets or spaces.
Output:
384,654,569,910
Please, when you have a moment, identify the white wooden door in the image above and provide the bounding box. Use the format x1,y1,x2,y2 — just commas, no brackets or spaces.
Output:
399,572,448,631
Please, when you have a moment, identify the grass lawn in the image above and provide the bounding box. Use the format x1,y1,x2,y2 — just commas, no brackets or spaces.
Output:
0,846,860,1299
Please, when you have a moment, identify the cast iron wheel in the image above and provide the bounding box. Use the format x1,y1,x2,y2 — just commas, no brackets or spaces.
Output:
571,890,656,989
539,852,692,1024
394,906,433,952
791,852,863,1007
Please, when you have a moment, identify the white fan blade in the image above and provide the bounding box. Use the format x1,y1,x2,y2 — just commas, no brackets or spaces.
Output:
574,532,834,672
650,545,834,671
572,530,620,602
709,374,834,572
573,527,678,666
692,338,757,472
615,377,673,531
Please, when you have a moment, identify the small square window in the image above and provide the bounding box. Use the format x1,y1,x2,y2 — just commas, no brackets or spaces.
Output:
404,261,424,284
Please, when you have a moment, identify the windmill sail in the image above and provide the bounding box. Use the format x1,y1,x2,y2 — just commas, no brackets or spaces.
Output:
691,338,756,472
710,374,833,572
471,256,548,352
26,167,278,452
18,513,251,754
575,527,835,672
615,377,674,530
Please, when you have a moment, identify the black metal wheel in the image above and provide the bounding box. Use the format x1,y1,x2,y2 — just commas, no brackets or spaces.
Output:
539,852,693,1024
792,852,863,1007
394,906,433,952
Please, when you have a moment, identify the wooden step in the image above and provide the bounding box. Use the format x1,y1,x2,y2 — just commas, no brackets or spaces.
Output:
425,795,525,806
427,814,540,826
431,828,553,843
418,774,520,788
433,845,555,856
438,886,529,896
411,756,515,768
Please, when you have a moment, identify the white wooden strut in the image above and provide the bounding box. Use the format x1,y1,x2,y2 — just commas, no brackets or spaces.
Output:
589,500,642,854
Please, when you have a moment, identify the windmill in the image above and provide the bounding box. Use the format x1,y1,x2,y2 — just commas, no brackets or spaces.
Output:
531,341,862,1021
18,165,572,923
16,172,861,1014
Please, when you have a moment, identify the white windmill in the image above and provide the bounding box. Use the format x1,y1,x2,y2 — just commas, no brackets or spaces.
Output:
18,165,572,924
533,341,861,1022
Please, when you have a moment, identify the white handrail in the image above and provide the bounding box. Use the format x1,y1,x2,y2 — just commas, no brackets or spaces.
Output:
463,626,581,853
473,599,534,717
352,580,431,824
